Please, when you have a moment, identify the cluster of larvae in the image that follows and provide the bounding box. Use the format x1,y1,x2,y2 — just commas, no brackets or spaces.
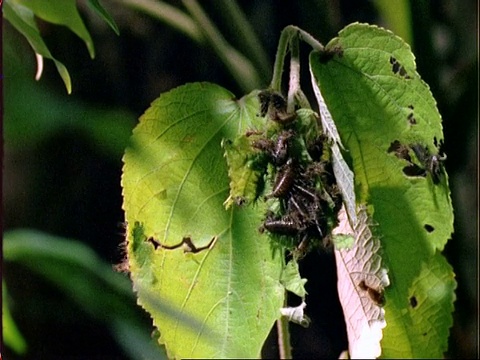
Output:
250,90,343,257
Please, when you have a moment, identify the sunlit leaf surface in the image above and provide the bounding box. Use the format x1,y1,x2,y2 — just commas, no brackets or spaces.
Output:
122,83,284,358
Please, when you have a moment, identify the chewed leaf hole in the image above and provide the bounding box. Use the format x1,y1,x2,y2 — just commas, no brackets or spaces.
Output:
409,296,418,308
424,224,434,233
388,140,411,161
403,164,426,177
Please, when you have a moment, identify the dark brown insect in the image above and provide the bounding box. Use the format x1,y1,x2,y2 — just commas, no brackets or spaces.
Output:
272,130,295,165
359,280,385,306
252,130,294,166
263,215,301,236
306,134,328,161
410,143,446,184
269,159,296,198
387,140,411,162
257,90,296,124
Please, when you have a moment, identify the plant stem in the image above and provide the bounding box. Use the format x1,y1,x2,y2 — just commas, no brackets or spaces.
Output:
277,314,292,359
287,35,300,113
182,0,262,92
271,25,324,92
113,0,204,44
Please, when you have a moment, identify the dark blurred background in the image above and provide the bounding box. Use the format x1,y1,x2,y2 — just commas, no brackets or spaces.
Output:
2,0,477,358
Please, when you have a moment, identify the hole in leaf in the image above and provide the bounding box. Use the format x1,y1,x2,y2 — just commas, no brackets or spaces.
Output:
389,56,411,79
409,296,418,308
407,113,417,124
147,236,216,253
424,224,434,233
403,164,426,178
388,140,411,161
148,237,161,250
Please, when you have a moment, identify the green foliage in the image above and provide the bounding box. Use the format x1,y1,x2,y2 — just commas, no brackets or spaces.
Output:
3,0,471,358
2,29,135,158
3,230,166,359
2,0,119,93
122,83,284,358
121,23,455,359
310,23,455,358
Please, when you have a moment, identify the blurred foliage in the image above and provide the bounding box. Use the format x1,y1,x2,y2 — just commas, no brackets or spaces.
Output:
2,0,477,358
3,230,167,359
3,0,119,93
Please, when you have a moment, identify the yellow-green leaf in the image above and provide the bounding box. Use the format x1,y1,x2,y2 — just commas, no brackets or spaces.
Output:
122,83,284,358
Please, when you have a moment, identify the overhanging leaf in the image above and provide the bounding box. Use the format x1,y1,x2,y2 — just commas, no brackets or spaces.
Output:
122,83,284,358
3,1,72,93
87,0,120,35
310,23,455,358
15,0,95,58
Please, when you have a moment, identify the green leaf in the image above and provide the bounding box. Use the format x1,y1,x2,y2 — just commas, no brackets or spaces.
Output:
3,27,135,159
87,0,120,35
280,259,308,299
310,23,455,358
14,0,95,58
3,1,72,93
222,131,265,208
121,83,284,358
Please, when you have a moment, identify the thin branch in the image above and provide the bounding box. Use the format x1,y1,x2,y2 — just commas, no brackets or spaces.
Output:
277,311,292,359
287,35,300,113
271,25,324,92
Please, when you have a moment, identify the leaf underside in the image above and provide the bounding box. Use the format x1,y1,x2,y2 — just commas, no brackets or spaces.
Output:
122,83,284,359
311,23,455,358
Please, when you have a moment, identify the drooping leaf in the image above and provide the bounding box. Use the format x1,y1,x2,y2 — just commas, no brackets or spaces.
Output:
310,23,455,358
15,0,95,58
121,83,284,359
3,1,72,93
87,0,120,35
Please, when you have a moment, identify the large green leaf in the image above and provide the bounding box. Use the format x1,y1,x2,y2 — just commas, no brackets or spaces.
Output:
121,83,284,358
310,23,455,358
